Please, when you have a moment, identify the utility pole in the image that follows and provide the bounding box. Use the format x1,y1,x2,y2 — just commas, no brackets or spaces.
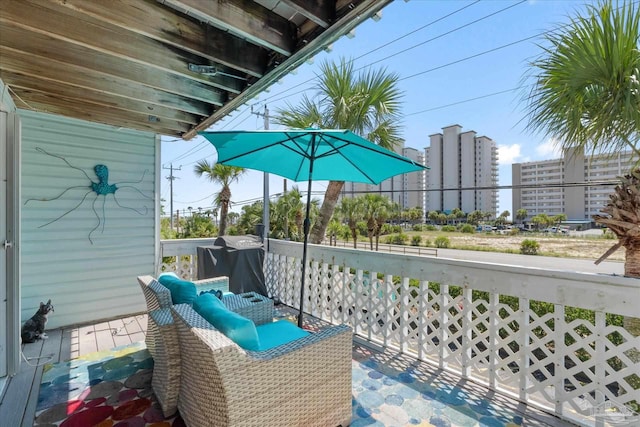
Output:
251,105,270,241
163,163,181,230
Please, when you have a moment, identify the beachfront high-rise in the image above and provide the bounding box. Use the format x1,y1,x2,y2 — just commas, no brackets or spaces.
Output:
425,124,498,217
341,141,425,210
512,147,637,221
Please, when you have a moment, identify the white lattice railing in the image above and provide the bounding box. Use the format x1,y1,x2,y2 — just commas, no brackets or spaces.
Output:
160,238,640,427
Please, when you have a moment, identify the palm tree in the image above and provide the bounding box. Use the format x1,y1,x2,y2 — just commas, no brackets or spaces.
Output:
516,208,528,224
523,1,640,334
336,196,363,249
362,194,387,250
275,58,403,244
194,160,246,236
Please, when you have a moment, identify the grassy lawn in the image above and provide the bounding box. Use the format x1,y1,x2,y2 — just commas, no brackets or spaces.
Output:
344,229,623,261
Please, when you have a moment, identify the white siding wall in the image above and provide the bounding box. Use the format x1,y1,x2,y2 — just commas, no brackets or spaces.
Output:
20,110,157,328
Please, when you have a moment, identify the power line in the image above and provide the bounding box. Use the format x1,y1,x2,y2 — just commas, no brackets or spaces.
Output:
406,86,523,116
353,0,481,62
356,0,527,70
259,0,500,106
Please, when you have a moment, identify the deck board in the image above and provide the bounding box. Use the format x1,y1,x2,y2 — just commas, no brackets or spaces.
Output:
0,314,146,426
21,329,62,427
1,311,575,427
0,339,44,427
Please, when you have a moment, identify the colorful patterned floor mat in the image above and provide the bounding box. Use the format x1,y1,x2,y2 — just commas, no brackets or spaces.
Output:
35,342,527,426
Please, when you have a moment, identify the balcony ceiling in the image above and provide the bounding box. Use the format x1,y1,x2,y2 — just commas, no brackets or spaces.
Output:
0,0,390,139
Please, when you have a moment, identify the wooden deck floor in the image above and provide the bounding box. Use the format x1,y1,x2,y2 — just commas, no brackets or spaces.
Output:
0,313,148,427
0,310,574,427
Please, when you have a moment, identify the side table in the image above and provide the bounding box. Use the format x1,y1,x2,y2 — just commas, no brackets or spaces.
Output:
222,292,274,325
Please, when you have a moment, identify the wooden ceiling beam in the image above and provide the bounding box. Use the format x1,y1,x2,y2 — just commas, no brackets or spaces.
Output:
182,0,393,140
279,0,333,28
50,0,267,78
2,71,200,125
12,89,190,136
160,0,295,56
0,47,213,117
0,0,245,94
0,22,226,107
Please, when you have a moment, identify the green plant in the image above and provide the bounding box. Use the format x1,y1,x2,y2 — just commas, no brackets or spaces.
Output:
460,224,475,233
412,224,424,232
411,235,422,246
441,225,456,232
520,239,540,255
391,233,408,245
434,236,450,248
425,224,437,231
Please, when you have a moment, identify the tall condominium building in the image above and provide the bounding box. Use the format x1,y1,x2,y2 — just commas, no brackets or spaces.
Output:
425,124,498,216
512,147,637,220
341,141,425,209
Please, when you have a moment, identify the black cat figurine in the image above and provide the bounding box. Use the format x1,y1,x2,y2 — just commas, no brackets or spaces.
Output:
21,299,54,343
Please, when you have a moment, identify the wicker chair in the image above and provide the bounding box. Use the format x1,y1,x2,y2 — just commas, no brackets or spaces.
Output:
137,274,230,417
171,303,352,427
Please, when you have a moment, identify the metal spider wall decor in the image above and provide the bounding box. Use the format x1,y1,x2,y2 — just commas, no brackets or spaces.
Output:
25,147,152,244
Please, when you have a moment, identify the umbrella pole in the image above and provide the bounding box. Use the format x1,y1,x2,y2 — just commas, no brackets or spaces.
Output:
298,156,315,329
298,181,312,328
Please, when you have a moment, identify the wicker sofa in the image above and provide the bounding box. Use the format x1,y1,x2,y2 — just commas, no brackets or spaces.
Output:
171,303,352,427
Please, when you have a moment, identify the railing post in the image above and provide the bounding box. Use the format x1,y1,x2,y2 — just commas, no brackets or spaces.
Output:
400,277,410,354
519,297,530,402
488,292,499,389
367,271,377,343
418,280,428,360
554,303,564,417
439,284,450,370
461,287,472,378
594,311,605,427
384,274,393,348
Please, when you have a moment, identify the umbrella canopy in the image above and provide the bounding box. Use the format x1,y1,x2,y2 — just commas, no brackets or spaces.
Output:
200,129,427,327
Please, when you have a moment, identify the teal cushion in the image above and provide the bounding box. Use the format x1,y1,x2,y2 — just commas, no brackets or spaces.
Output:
194,291,226,313
255,320,310,351
194,294,260,351
157,275,197,305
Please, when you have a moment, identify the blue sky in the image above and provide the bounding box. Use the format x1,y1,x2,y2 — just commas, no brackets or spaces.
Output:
161,0,589,217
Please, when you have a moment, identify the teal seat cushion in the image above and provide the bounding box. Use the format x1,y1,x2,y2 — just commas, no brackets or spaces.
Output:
157,274,197,305
194,294,260,351
255,320,311,351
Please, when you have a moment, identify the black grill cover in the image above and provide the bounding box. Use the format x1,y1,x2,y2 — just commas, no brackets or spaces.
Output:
197,235,267,296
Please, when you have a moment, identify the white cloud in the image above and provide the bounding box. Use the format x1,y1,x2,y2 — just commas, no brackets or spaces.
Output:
535,138,562,159
498,144,523,165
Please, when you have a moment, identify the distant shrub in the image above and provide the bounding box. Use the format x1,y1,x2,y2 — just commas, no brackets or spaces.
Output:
379,224,393,235
426,225,437,231
520,239,540,255
391,225,402,233
434,236,450,248
422,238,431,247
412,224,424,232
391,233,408,245
460,224,475,233
411,235,422,246
441,225,456,232
509,228,520,235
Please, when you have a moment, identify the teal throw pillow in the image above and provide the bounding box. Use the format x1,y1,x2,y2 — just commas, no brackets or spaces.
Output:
255,320,310,351
194,291,226,313
194,294,260,351
157,274,197,305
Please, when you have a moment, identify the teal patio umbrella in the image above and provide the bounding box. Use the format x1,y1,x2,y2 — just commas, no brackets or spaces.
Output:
200,129,427,327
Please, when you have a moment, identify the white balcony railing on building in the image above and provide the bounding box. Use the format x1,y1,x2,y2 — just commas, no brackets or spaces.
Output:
160,238,640,427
